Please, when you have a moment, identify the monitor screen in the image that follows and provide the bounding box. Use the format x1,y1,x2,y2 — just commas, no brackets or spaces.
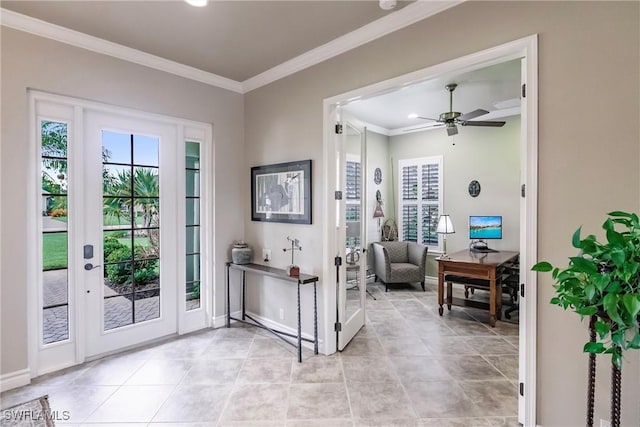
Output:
469,215,503,240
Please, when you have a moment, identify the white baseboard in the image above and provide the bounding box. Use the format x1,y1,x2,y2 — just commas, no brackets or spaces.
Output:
0,368,30,392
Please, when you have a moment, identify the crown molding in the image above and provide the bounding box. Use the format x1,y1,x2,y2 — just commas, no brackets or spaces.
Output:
0,8,244,93
242,1,463,93
1,1,463,94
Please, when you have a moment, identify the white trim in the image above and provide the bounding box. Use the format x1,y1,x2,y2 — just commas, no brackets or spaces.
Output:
0,2,463,94
0,8,243,93
322,34,538,426
0,369,30,392
243,1,463,92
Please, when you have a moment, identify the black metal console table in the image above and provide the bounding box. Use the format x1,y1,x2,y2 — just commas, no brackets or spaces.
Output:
225,262,319,363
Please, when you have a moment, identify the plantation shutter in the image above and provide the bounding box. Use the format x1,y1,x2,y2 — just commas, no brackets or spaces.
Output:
346,159,361,248
397,156,443,250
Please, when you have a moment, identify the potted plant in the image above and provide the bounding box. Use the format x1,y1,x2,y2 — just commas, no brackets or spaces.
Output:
532,211,640,427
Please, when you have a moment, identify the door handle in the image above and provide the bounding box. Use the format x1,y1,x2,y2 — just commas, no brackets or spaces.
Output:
84,263,101,271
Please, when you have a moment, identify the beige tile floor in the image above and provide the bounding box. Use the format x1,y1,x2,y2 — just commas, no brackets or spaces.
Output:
0,281,520,426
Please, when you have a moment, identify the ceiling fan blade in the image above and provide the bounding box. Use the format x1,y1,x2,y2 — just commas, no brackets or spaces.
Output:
415,116,440,122
446,124,458,136
458,109,489,121
461,120,506,127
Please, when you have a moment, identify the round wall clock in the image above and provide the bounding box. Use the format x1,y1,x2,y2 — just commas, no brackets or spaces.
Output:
468,180,481,197
374,168,382,185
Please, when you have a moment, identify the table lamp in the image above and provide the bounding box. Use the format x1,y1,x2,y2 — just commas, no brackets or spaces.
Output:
436,214,455,258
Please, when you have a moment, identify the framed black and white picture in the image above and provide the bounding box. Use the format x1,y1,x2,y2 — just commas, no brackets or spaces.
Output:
251,160,312,224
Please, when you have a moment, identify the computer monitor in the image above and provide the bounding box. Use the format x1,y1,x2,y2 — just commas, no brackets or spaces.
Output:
469,215,503,240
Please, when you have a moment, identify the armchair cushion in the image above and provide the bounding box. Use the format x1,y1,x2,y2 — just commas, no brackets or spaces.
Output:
372,241,428,291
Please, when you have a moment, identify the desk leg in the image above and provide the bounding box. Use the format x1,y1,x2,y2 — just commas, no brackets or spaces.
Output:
242,271,246,321
437,265,444,316
297,282,302,363
226,265,230,328
446,281,452,310
313,282,318,355
489,277,497,327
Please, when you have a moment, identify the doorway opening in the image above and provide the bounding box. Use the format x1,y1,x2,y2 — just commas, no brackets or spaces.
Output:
322,35,538,425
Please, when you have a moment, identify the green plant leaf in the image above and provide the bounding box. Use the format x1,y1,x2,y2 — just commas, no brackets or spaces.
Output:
583,342,605,353
576,306,598,316
572,227,582,249
610,248,626,266
595,320,610,339
532,261,552,272
585,284,596,301
569,257,597,275
606,229,625,247
608,211,632,218
612,352,623,369
602,218,615,232
622,294,640,318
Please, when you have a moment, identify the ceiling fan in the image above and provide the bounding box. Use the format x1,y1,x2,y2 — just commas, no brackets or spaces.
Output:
409,83,506,136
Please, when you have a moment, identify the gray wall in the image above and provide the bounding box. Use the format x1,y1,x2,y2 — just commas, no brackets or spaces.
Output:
390,116,521,254
0,28,245,375
243,2,639,426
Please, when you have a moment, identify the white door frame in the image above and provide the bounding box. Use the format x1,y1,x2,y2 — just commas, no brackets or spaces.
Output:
27,90,214,376
321,34,538,425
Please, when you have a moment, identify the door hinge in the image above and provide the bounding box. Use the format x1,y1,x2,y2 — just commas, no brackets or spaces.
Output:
335,123,343,134
521,184,526,198
334,322,342,332
335,191,343,200
519,382,524,396
520,283,525,298
521,83,526,98
334,256,342,267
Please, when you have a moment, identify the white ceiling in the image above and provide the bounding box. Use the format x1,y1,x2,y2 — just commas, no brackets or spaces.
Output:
342,59,522,134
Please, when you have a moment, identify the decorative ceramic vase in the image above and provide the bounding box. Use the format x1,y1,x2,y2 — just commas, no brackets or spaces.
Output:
231,242,253,264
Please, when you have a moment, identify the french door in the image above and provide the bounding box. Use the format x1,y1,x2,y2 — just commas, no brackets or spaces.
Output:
83,111,178,357
31,93,211,375
336,118,367,350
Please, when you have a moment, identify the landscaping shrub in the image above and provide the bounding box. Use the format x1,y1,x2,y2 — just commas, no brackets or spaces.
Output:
105,245,158,286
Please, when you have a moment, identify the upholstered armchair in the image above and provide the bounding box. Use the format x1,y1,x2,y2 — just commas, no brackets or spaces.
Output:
372,241,428,292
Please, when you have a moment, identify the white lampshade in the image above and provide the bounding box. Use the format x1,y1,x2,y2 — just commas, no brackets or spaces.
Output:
436,214,455,234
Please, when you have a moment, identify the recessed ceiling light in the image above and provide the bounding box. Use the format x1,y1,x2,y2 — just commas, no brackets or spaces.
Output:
185,0,208,7
379,0,397,11
408,113,419,119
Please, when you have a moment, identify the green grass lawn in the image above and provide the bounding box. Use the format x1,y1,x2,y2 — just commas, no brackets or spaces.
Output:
43,232,152,270
43,232,68,270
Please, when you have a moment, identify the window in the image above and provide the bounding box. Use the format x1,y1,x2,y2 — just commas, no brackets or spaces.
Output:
397,156,443,251
185,141,201,310
41,120,70,344
345,156,361,248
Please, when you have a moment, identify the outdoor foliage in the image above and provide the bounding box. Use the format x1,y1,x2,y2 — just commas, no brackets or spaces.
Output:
103,236,158,286
532,211,640,368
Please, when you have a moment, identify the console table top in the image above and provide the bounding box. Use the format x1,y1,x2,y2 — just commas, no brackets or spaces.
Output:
226,262,318,284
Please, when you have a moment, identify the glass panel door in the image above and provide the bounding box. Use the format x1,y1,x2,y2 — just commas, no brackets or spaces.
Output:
84,110,178,358
337,120,366,351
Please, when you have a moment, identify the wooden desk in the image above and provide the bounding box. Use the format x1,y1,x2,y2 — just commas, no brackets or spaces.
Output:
225,262,318,363
437,250,519,327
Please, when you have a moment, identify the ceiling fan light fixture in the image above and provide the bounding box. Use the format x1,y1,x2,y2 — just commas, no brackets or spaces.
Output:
446,123,458,136
185,0,208,7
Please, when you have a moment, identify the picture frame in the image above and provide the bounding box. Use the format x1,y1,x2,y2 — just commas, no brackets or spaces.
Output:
251,160,312,224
